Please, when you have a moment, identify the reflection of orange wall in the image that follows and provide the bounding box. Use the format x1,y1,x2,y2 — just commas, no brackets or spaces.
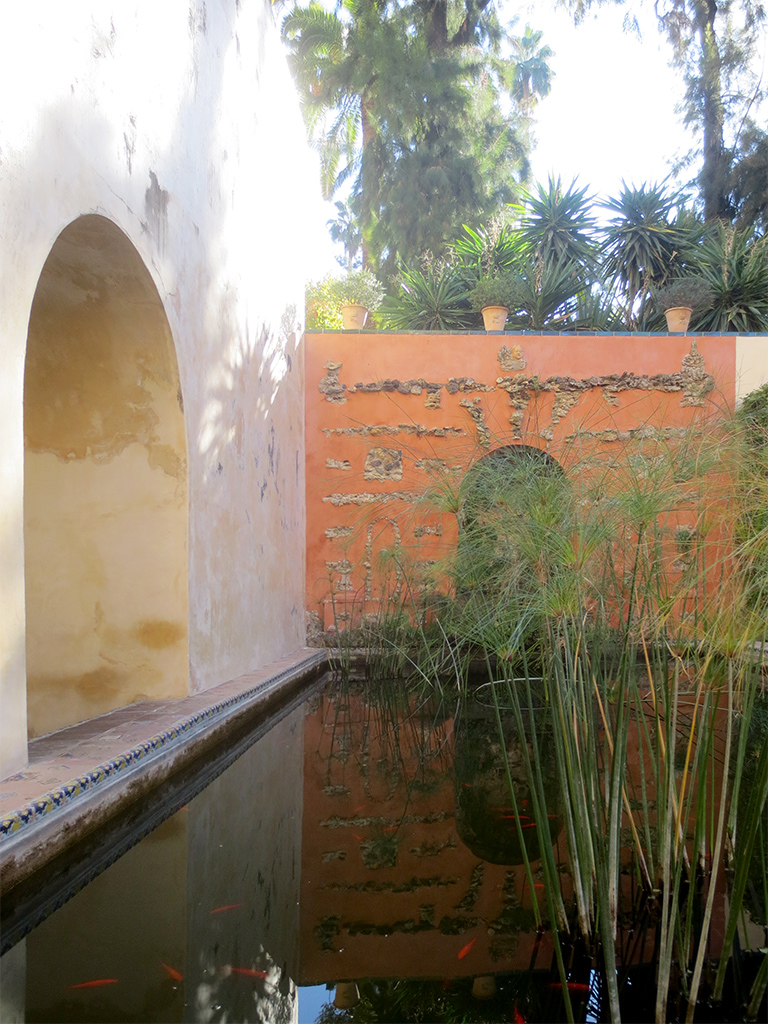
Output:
305,332,737,629
299,692,557,985
299,688,730,985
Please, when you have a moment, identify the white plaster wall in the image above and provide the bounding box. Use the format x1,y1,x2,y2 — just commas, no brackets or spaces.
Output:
0,0,321,774
735,337,768,404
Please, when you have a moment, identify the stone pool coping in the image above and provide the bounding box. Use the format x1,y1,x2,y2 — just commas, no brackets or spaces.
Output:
0,648,328,893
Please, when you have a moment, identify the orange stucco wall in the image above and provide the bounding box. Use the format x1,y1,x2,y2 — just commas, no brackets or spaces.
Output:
305,332,738,631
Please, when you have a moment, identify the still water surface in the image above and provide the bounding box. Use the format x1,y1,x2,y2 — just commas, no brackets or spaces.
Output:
1,678,639,1022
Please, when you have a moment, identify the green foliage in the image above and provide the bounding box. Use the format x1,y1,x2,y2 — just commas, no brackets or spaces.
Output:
306,269,384,329
692,225,768,332
516,176,598,271
356,413,767,1021
600,181,695,326
467,272,517,312
505,258,585,330
283,0,546,272
378,259,475,331
651,275,714,313
451,221,525,279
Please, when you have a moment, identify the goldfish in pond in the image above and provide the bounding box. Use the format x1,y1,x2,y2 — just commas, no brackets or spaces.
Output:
229,967,268,979
549,981,591,993
210,903,242,914
457,937,477,959
68,979,118,990
161,963,183,981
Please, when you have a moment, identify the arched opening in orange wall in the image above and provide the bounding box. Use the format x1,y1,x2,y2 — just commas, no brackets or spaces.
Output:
24,215,189,738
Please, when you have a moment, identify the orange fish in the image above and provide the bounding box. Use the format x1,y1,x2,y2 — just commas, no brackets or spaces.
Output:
211,903,242,914
457,937,477,959
549,981,591,993
161,963,183,981
383,825,398,832
353,834,364,841
230,967,268,979
68,979,118,990
514,1006,527,1024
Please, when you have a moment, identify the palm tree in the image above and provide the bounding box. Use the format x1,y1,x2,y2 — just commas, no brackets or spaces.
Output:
509,27,553,112
283,0,535,272
508,26,553,161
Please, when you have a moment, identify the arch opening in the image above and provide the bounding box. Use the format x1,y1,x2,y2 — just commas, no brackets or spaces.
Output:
24,215,188,738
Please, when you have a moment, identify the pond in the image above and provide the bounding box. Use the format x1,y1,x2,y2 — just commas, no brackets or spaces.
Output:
0,675,764,1023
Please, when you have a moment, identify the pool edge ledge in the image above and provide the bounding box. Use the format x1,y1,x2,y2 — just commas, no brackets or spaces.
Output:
0,648,329,895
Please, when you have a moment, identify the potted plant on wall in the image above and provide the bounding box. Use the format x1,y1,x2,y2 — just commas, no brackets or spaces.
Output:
468,272,516,331
306,269,385,330
652,276,714,333
337,268,385,329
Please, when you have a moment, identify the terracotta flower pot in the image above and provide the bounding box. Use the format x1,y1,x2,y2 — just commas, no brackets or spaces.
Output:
340,304,369,330
334,982,361,1009
664,306,693,333
481,305,508,332
472,976,498,1000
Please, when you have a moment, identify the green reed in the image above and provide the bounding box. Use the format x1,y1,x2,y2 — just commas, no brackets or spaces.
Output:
353,393,768,1022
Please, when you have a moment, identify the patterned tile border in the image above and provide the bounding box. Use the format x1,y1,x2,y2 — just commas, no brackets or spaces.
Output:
0,652,327,844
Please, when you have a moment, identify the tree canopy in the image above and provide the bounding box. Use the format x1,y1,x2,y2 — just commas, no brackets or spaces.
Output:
282,0,553,274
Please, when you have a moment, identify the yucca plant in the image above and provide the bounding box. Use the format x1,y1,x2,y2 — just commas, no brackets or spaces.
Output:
600,181,696,327
691,225,768,332
515,175,599,273
378,257,476,331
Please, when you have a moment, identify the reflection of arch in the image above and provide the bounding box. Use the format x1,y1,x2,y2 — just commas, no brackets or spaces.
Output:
24,216,188,738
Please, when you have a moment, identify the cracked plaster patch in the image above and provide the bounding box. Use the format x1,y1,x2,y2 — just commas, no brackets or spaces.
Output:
326,558,354,591
414,523,443,538
325,525,354,539
326,458,351,470
322,424,464,438
459,398,491,448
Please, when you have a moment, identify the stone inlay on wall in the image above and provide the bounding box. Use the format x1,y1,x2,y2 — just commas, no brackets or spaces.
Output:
306,334,735,636
364,447,403,482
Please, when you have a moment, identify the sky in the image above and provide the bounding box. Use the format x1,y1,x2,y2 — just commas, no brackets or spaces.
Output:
518,3,686,201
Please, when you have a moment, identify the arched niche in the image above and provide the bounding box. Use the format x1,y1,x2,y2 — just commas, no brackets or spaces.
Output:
24,215,188,738
455,444,568,614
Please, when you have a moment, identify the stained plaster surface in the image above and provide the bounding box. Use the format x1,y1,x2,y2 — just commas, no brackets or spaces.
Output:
0,0,322,776
0,648,326,894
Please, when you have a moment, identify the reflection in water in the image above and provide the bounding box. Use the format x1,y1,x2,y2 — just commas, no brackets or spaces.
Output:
299,682,558,996
4,704,304,1024
1,678,750,1023
453,689,563,866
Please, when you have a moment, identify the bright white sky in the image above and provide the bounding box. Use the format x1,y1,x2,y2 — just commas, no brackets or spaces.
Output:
517,3,686,201
304,1,768,275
